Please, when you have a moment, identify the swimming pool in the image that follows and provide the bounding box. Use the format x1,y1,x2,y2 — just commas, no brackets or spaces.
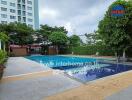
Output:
26,55,132,82
26,55,97,67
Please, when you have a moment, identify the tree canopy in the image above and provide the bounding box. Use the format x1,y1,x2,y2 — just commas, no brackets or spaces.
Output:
1,22,35,45
38,25,68,43
69,35,81,46
0,32,9,42
49,32,68,45
98,0,132,55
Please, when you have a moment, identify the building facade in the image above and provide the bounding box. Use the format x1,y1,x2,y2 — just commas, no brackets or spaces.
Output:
0,0,39,29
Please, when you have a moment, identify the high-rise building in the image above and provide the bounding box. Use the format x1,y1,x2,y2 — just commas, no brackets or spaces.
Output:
0,0,39,29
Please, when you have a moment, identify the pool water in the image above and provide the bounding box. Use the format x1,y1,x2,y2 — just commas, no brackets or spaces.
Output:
26,55,97,67
26,55,132,82
65,62,132,82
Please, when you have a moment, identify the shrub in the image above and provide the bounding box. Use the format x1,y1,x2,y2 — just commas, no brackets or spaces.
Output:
68,45,115,56
0,50,7,64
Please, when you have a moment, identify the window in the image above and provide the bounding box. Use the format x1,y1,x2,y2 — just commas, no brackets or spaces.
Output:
28,18,33,22
18,4,21,9
10,9,16,13
18,16,21,21
22,11,26,16
1,7,7,11
22,5,25,10
10,15,16,19
18,10,21,15
22,0,25,4
1,0,7,5
1,14,7,18
27,12,32,16
27,6,32,10
10,2,15,7
23,17,26,22
27,0,32,5
17,0,21,4
1,21,7,24
28,24,33,28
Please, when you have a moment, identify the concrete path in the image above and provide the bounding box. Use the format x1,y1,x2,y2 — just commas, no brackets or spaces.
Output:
45,71,132,100
4,57,49,77
0,57,81,100
106,86,132,100
0,74,81,100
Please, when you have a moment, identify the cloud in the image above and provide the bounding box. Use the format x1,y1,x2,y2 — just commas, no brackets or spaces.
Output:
39,0,116,36
40,8,59,19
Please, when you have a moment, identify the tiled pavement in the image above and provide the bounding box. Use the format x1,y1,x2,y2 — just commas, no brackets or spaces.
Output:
0,57,81,100
1,57,132,100
106,86,132,100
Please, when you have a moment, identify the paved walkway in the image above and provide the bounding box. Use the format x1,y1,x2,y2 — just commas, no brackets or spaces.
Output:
4,57,49,77
0,57,81,100
106,86,132,100
45,71,132,100
1,57,132,100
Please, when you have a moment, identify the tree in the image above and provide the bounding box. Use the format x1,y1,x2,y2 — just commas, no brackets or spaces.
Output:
49,31,68,54
85,31,101,45
69,35,81,46
49,32,68,45
9,22,34,45
38,24,68,44
98,0,132,60
0,32,9,42
0,32,9,51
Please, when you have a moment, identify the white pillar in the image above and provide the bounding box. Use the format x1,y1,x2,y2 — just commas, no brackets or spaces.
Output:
0,40,1,50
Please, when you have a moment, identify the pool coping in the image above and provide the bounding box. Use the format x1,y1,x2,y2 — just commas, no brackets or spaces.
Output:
45,70,132,100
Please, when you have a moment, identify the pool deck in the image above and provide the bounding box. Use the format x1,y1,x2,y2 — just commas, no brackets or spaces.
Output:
0,56,132,100
0,57,81,100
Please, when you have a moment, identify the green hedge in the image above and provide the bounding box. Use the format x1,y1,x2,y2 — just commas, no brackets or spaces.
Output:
0,50,7,64
67,45,115,56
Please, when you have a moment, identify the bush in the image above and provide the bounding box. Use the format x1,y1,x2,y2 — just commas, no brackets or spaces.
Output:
0,50,7,64
68,45,115,56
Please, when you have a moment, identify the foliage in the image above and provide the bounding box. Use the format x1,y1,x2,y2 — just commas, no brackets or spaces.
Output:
8,22,34,45
0,32,9,42
0,50,7,64
69,35,81,46
49,32,68,45
98,0,132,55
85,32,101,45
37,25,68,44
68,45,114,56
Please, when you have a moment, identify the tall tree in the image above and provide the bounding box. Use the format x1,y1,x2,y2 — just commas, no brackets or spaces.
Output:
9,22,34,45
69,35,81,46
38,24,68,45
85,31,100,45
98,0,132,60
49,31,68,53
0,32,9,51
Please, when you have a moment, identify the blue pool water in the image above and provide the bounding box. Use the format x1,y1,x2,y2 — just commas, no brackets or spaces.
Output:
65,62,132,82
26,55,97,67
26,55,132,82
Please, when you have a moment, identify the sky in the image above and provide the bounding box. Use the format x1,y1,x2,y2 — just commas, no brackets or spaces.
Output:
39,0,116,36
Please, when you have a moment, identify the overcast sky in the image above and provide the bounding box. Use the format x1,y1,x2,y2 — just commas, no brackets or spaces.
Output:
39,0,116,36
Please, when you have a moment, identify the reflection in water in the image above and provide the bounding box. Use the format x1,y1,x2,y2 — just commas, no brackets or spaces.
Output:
67,62,132,82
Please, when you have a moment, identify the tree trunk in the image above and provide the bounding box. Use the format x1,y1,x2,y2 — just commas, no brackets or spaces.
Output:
123,49,126,62
115,52,119,63
0,40,1,50
56,45,59,54
3,42,5,51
